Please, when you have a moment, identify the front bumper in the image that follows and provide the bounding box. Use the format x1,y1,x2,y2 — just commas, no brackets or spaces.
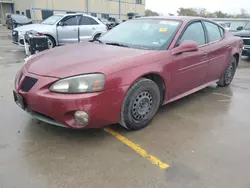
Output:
12,30,25,47
242,46,250,57
14,71,128,129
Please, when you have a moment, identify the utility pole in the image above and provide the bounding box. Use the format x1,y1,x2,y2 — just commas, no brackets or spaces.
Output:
86,0,89,14
31,0,37,22
0,2,3,25
118,0,121,19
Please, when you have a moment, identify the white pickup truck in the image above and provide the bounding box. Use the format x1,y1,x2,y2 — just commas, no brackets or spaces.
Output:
12,13,108,48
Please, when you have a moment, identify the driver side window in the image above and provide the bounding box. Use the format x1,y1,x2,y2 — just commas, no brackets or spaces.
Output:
63,16,78,26
178,21,206,46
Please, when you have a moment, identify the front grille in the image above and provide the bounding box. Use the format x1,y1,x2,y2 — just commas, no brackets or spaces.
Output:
20,76,38,92
242,38,250,45
12,30,18,43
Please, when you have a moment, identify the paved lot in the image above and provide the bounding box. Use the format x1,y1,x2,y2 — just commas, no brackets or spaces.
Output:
1,27,250,188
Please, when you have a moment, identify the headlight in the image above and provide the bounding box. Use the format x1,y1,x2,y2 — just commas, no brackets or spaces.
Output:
49,74,105,93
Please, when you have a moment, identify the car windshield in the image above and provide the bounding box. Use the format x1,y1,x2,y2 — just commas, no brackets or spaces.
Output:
11,14,30,23
41,15,63,25
244,22,250,30
99,19,181,50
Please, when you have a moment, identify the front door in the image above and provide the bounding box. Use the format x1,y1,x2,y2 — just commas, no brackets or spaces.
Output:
57,15,79,44
169,21,209,99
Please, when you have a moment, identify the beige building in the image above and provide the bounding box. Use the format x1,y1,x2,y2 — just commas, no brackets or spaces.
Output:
0,0,14,24
13,0,145,21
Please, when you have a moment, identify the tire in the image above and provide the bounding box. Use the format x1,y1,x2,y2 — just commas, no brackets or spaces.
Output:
46,35,56,49
217,56,237,87
93,33,101,41
120,78,161,130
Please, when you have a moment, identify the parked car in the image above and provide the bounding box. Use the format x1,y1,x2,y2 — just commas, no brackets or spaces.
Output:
233,21,250,57
6,14,32,30
108,17,122,27
217,22,231,31
98,18,113,30
14,16,243,130
12,13,108,48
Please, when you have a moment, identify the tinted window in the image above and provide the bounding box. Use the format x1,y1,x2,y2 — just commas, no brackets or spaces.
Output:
64,16,77,26
89,18,98,25
179,22,205,46
80,16,98,25
204,22,222,42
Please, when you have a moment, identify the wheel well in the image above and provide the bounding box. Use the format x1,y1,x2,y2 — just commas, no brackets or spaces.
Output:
44,34,56,46
142,73,166,106
233,53,240,67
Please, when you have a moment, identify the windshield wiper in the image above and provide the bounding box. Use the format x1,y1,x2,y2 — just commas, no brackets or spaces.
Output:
105,42,130,48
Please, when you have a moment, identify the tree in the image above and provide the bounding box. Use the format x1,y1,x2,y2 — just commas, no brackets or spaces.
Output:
213,11,228,18
145,9,159,16
196,8,208,17
177,8,198,16
240,8,249,18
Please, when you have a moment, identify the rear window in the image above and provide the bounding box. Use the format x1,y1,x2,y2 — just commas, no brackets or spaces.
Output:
11,14,31,23
100,19,181,50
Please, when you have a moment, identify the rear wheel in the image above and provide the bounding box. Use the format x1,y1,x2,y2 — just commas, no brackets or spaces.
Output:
120,78,161,130
217,56,237,87
93,33,101,41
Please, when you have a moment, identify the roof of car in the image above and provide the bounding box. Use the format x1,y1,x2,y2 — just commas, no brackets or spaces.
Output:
56,13,96,18
139,16,212,22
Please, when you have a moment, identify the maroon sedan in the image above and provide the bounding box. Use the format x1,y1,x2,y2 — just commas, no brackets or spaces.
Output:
14,16,243,130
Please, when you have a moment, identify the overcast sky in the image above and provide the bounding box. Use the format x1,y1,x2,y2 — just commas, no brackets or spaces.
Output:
146,0,250,15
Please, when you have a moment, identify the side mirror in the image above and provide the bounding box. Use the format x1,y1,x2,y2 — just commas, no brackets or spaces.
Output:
58,21,64,26
172,40,199,55
237,26,243,31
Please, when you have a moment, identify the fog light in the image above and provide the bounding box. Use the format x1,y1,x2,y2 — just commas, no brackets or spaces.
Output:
74,111,89,126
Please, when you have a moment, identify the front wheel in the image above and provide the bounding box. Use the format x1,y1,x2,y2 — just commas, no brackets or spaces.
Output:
120,78,161,130
46,36,56,49
217,57,237,87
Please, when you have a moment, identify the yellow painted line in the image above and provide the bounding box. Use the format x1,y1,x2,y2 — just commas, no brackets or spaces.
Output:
104,127,169,170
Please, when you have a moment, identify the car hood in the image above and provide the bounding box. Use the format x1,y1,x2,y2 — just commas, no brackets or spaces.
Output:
233,30,250,37
25,42,153,78
14,24,53,32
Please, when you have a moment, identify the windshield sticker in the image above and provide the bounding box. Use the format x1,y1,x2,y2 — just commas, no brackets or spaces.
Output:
159,28,168,32
159,21,179,26
152,41,160,45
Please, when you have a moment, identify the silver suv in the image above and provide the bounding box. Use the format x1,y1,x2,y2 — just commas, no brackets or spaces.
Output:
12,13,108,48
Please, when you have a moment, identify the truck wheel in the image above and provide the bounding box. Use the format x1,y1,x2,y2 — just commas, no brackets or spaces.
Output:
120,78,161,130
217,56,237,87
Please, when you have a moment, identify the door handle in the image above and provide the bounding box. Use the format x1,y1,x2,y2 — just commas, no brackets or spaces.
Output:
73,28,77,32
226,45,230,48
92,27,96,30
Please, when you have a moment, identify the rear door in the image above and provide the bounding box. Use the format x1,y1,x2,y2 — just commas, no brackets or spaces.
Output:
57,15,79,44
79,16,97,41
170,21,210,99
203,21,230,82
